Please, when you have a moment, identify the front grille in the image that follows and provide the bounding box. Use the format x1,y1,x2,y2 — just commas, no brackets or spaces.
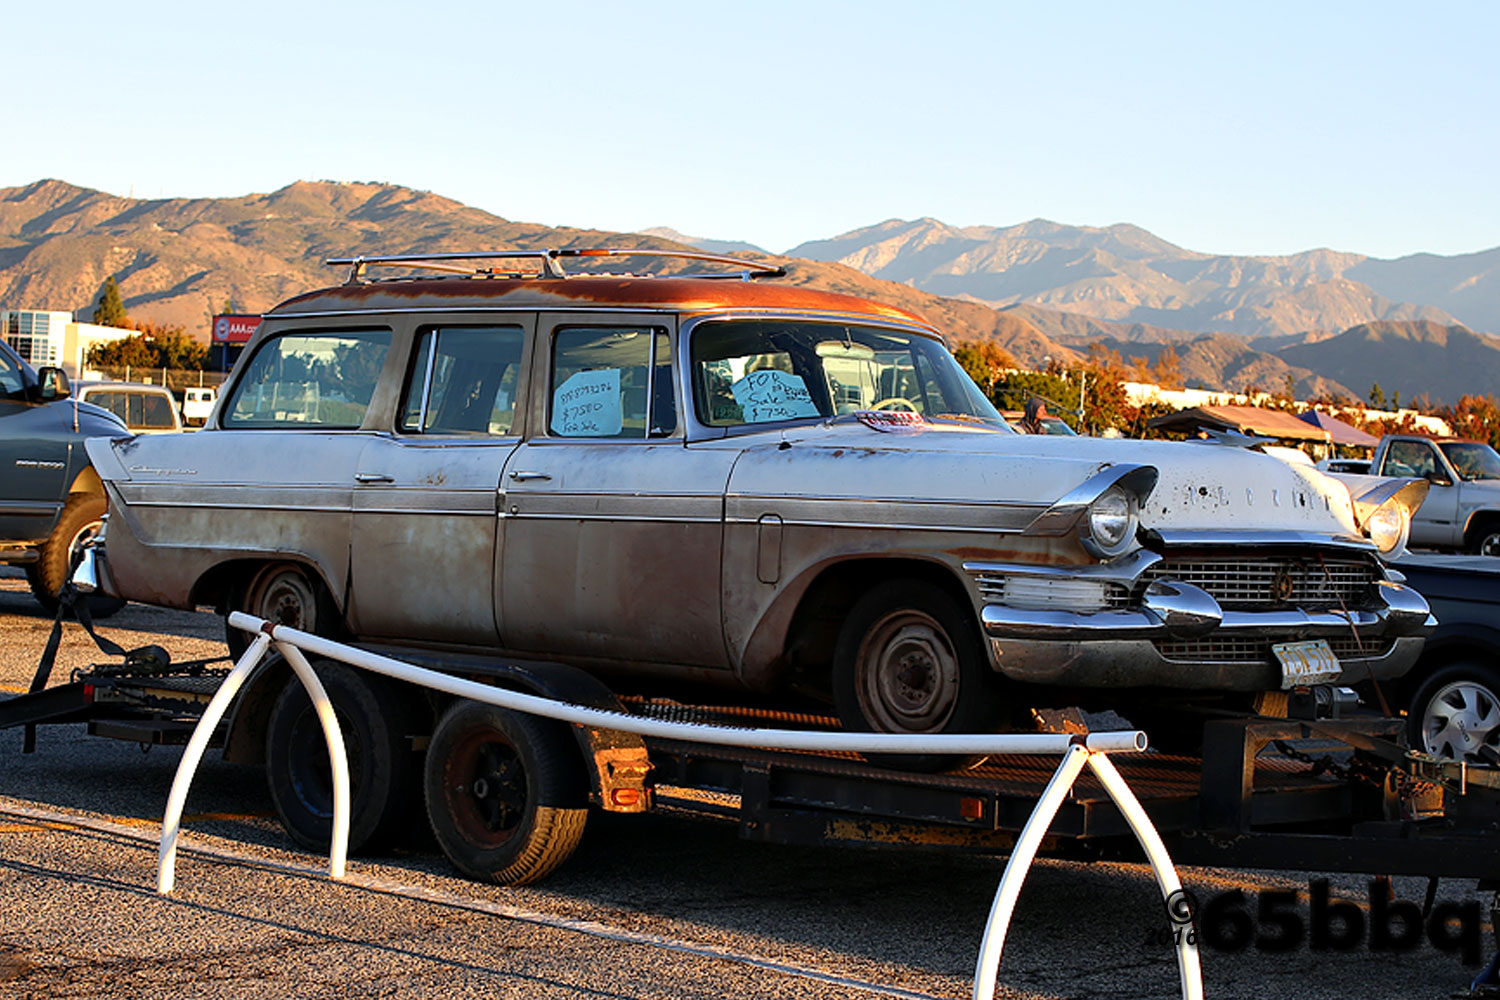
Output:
973,572,1131,610
1140,553,1381,611
1155,635,1397,665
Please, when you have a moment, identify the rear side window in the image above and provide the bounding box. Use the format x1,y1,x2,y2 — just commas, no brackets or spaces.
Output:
224,329,390,428
86,390,177,429
401,326,524,435
548,327,675,439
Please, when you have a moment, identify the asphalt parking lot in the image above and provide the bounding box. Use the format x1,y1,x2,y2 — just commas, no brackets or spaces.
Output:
0,568,1491,999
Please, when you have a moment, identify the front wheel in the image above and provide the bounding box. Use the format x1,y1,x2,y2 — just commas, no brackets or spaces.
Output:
26,493,126,618
1468,523,1500,557
832,579,1005,771
424,699,588,885
1407,662,1500,763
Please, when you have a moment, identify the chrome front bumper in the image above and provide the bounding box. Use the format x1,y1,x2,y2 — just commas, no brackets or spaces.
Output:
980,578,1433,691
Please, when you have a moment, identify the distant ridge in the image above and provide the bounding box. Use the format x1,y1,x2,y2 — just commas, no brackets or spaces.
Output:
0,179,1494,404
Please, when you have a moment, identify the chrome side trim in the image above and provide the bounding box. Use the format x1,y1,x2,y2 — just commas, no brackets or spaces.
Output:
728,495,1041,533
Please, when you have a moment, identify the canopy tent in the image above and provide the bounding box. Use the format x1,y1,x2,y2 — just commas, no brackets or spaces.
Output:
1145,405,1332,444
1298,409,1379,448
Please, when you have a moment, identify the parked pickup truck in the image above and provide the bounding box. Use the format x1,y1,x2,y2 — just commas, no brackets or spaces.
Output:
0,339,128,615
1370,435,1500,555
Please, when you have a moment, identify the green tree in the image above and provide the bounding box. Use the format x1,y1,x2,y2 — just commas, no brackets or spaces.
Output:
94,276,128,327
1369,382,1386,409
952,340,1015,396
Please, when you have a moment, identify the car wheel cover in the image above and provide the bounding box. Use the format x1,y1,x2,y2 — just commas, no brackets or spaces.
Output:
855,610,960,733
1420,678,1500,762
1481,533,1500,557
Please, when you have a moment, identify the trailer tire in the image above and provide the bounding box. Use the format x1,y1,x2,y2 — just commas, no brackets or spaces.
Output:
832,579,1003,772
424,699,588,885
26,494,126,619
1407,661,1500,763
265,660,420,854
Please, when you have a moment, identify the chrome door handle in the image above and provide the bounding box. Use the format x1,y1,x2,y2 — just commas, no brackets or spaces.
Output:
355,473,395,483
509,470,552,482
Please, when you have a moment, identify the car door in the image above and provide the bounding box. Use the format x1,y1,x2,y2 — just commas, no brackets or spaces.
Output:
1382,438,1460,547
499,314,736,669
0,346,70,542
347,321,531,645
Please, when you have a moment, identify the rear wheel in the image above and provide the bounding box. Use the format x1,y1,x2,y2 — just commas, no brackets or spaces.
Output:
265,660,421,854
424,699,588,885
26,493,126,618
227,562,336,661
832,579,1004,771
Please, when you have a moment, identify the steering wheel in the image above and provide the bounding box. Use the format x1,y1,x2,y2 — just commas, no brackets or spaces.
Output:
872,397,918,412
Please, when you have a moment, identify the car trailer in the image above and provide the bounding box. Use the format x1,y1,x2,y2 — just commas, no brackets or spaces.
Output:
6,628,1499,885
9,617,1500,998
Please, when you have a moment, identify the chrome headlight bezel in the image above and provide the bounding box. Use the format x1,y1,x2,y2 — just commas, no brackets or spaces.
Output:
1081,487,1138,559
1365,499,1411,557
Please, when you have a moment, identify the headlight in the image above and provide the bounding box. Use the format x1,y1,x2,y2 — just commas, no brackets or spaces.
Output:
1084,488,1136,557
1366,500,1410,556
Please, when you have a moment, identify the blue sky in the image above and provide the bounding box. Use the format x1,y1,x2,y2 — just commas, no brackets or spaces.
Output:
6,1,1496,259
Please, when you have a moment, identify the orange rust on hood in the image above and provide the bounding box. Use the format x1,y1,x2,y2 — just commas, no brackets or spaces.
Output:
269,276,935,329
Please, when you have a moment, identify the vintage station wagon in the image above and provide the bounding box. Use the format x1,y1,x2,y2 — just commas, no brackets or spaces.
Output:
83,249,1433,739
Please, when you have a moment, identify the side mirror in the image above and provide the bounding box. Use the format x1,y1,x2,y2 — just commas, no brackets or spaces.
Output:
1426,470,1454,487
34,366,71,402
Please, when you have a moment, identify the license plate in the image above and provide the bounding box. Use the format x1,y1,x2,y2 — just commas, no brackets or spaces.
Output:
1274,639,1342,689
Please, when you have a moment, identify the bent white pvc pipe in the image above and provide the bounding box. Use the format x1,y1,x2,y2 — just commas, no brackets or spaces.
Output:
228,614,1148,757
275,641,351,881
158,631,271,894
971,743,1090,1000
1087,752,1203,1000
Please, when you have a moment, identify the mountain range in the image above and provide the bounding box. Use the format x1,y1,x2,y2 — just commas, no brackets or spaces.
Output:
2,179,1497,405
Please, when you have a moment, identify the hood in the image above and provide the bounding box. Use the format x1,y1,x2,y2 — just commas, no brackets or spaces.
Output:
734,419,1363,536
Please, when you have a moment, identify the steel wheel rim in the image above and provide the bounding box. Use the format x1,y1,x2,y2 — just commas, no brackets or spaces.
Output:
252,569,317,631
66,517,104,566
444,731,529,847
1481,534,1500,558
855,609,961,733
1420,679,1500,762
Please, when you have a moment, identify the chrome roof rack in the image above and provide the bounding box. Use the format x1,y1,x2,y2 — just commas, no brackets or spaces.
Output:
324,248,786,285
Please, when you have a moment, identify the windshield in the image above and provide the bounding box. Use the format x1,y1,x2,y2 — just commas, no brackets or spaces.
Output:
1440,441,1500,481
690,319,1003,429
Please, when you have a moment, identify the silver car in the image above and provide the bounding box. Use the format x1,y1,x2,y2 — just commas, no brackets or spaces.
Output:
84,249,1432,739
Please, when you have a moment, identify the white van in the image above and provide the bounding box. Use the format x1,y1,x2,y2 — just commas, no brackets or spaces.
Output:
182,386,218,426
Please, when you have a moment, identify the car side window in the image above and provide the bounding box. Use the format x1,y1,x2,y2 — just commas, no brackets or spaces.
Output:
224,329,390,428
1385,440,1437,478
549,327,674,439
401,326,524,436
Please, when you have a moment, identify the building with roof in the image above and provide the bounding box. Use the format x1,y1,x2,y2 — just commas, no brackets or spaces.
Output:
0,309,135,377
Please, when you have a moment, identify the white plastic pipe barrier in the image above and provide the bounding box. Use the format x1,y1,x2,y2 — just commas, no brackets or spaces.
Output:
972,745,1203,1000
156,628,351,893
156,614,1203,1000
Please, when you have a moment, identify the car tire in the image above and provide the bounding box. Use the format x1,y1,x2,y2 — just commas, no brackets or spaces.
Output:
832,579,1004,771
26,493,126,619
265,660,421,854
226,562,338,661
1407,661,1500,763
423,699,588,885
1467,522,1500,557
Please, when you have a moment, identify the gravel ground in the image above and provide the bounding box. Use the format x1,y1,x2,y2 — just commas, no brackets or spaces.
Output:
0,568,1490,999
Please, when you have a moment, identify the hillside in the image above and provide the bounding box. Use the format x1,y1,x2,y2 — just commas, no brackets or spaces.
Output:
1273,321,1500,407
2,179,1495,405
788,217,1474,339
